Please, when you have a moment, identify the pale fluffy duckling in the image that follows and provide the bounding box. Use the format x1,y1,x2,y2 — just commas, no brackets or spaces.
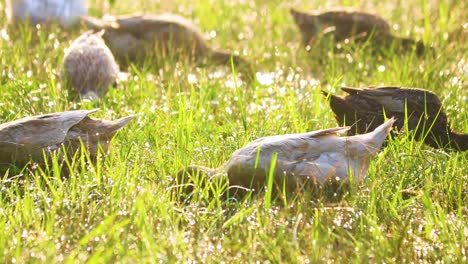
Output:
177,118,395,196
323,86,468,151
6,0,87,28
82,14,255,81
62,30,119,100
290,8,427,55
0,109,134,167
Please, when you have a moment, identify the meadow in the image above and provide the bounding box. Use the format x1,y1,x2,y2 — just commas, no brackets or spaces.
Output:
0,0,467,262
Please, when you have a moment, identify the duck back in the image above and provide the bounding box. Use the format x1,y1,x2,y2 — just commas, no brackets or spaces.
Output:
62,31,119,100
224,120,394,193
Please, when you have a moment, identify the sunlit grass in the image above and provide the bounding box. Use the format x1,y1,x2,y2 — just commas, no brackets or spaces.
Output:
0,0,467,262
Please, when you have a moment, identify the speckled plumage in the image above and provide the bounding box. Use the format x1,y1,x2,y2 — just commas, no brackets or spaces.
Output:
6,0,87,28
0,109,134,167
177,118,394,195
324,86,468,151
82,14,254,81
62,31,119,100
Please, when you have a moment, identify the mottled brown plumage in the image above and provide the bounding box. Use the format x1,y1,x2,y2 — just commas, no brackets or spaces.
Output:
62,31,119,100
0,109,134,167
177,119,395,197
290,8,427,55
82,14,254,81
323,86,467,151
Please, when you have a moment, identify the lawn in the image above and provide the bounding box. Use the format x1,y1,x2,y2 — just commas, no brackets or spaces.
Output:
0,0,467,262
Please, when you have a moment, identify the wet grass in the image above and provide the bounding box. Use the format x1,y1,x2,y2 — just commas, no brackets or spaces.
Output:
0,0,467,262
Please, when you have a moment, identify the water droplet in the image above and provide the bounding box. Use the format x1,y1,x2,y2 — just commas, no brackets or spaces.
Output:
187,74,198,84
209,30,217,38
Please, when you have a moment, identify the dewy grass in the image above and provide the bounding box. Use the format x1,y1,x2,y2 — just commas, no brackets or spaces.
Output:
0,0,467,262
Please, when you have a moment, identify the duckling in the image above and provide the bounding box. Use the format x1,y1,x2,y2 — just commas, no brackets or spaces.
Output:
6,0,87,28
0,109,134,167
62,30,119,100
82,13,254,81
290,8,427,55
323,86,468,151
177,118,395,197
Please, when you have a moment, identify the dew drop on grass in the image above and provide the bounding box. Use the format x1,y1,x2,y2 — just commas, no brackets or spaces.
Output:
117,72,129,82
225,80,237,89
0,29,9,41
209,30,217,39
256,72,274,86
187,74,198,84
451,77,460,86
378,65,386,72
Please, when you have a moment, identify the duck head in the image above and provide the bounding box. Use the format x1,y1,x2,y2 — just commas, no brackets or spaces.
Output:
290,8,319,47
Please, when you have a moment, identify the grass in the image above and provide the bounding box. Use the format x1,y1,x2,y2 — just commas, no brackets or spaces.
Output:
0,0,467,262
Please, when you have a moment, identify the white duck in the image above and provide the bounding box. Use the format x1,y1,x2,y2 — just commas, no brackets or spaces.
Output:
62,30,119,100
177,118,395,195
6,0,87,28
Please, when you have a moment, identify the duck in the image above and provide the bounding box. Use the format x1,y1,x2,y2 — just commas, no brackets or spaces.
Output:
62,30,119,100
290,8,427,55
0,109,134,168
177,118,395,197
323,86,468,151
81,13,255,82
5,0,87,28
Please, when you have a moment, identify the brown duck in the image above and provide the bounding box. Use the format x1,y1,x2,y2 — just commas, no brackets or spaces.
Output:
82,13,254,81
177,118,395,197
323,86,468,151
62,30,119,100
0,109,134,167
290,8,427,55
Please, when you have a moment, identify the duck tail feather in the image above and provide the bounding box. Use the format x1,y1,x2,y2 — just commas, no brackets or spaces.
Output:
353,117,395,155
341,86,362,94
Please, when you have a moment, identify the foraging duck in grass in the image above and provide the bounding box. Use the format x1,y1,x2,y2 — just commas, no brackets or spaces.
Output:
62,30,119,100
81,13,255,82
0,109,134,168
290,8,427,55
6,0,87,28
177,118,395,197
323,86,468,151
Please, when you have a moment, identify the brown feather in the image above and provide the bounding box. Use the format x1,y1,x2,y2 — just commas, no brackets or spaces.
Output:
290,8,430,55
324,86,467,151
0,110,134,167
81,14,254,81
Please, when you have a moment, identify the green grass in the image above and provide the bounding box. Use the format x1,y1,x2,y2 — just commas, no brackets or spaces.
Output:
1,0,467,262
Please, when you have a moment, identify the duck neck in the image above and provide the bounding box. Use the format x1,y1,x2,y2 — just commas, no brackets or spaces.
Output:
209,50,254,81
